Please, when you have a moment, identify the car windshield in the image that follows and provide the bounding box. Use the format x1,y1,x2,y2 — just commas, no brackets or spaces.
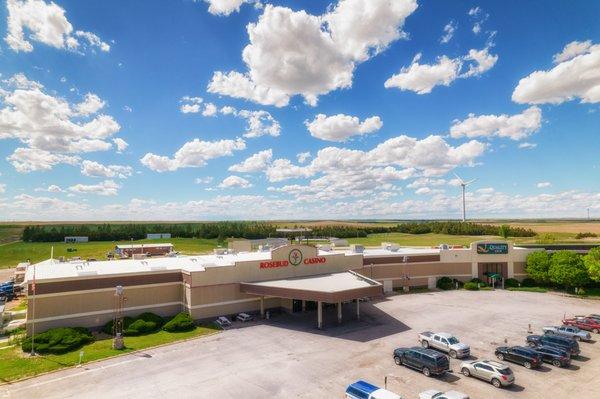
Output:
498,368,512,375
447,337,459,344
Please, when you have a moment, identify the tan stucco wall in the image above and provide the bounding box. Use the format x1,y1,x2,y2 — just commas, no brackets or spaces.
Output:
188,297,281,320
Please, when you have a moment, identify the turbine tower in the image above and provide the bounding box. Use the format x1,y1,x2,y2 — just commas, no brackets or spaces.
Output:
454,173,476,222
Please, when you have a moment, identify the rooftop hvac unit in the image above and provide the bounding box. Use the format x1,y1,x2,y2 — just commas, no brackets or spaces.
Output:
214,248,227,255
351,244,364,253
318,244,331,251
439,244,449,250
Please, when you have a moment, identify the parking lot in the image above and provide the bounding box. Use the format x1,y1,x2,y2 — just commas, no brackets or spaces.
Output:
3,290,600,398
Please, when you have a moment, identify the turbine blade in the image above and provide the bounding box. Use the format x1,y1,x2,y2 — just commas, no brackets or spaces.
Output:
464,178,477,185
453,172,464,184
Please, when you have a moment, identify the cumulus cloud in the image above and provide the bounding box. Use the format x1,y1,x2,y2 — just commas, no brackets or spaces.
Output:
113,138,129,153
297,151,311,164
518,142,537,149
450,106,542,141
512,41,600,104
385,48,498,94
179,96,203,113
229,149,272,172
68,180,120,196
202,102,218,117
140,138,246,172
440,21,456,44
203,0,250,16
5,0,109,53
80,160,133,179
536,182,552,188
194,176,213,184
305,113,383,142
0,73,122,172
208,0,418,106
219,175,253,189
34,184,63,193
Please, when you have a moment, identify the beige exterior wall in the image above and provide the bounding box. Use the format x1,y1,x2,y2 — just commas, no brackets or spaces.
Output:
188,297,281,320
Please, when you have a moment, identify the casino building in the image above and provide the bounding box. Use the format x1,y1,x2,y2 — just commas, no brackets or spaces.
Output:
23,240,535,335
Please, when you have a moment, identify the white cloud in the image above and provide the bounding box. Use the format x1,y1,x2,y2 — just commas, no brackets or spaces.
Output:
305,113,383,142
203,0,249,16
472,22,481,35
113,138,129,153
80,160,132,179
6,148,80,173
407,177,446,189
140,138,246,172
219,175,252,188
0,74,122,171
468,7,481,17
450,106,542,141
297,151,311,164
518,142,537,149
536,182,552,188
208,0,418,106
0,183,5,193
202,102,218,117
5,0,109,53
385,48,498,94
123,105,133,113
237,110,280,138
512,41,600,104
68,179,120,196
180,96,203,113
34,184,63,193
553,40,593,63
440,21,456,44
229,149,272,172
194,176,213,184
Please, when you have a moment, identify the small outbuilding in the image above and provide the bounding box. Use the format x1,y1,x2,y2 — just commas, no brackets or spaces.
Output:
64,236,88,243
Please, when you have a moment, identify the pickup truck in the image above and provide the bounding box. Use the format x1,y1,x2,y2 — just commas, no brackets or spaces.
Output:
419,332,470,358
345,380,402,399
563,317,600,334
543,325,591,341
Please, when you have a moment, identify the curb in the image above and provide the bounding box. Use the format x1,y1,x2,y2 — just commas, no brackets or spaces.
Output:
0,329,221,387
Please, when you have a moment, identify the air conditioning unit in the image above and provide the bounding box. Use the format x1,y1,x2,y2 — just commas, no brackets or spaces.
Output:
351,244,364,253
439,244,449,250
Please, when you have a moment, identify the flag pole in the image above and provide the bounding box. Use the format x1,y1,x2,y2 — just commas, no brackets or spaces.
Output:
30,262,36,356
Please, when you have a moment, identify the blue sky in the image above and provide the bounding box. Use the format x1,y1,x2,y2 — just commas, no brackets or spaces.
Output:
0,0,598,221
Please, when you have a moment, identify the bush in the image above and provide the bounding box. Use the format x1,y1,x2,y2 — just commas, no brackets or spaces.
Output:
469,278,488,287
21,327,94,354
504,278,519,288
549,250,589,289
521,277,536,287
525,251,552,284
576,232,598,239
464,282,479,291
101,316,134,335
436,276,454,290
577,288,587,296
163,312,195,332
101,313,163,336
584,247,600,283
125,319,157,336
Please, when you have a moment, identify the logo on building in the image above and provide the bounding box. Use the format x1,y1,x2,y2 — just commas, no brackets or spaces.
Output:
288,249,303,266
477,243,509,254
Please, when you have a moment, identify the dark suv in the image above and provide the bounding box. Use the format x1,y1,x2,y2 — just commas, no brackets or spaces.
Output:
534,345,571,368
527,334,580,356
393,347,450,377
495,346,542,369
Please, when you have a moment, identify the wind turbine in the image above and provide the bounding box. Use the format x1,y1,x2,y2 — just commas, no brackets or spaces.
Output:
454,173,476,222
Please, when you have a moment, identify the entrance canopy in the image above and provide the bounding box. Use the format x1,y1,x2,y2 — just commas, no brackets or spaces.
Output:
240,271,382,303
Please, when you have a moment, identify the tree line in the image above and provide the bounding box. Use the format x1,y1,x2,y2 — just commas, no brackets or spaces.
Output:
396,221,536,237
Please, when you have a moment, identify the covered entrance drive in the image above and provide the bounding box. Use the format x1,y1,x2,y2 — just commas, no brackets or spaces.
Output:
240,271,383,329
478,262,508,286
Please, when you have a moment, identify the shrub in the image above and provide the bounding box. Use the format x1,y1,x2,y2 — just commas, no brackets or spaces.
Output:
521,277,536,287
101,313,163,336
101,316,134,335
469,278,488,287
21,327,93,354
577,288,587,296
436,276,454,290
125,319,157,336
576,232,598,239
464,282,479,291
525,251,552,284
163,312,195,332
504,278,519,288
584,247,600,283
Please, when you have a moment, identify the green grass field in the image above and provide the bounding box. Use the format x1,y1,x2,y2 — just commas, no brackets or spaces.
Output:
0,326,219,383
0,238,219,269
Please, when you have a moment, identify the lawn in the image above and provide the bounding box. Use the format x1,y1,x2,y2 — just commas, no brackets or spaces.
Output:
0,326,219,383
0,238,220,269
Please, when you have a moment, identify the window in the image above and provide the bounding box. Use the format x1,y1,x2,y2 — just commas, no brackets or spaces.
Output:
434,336,441,342
441,338,448,344
447,337,459,345
476,364,492,372
498,368,512,375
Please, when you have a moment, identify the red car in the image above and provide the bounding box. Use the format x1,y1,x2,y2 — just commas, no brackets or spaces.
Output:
563,317,600,334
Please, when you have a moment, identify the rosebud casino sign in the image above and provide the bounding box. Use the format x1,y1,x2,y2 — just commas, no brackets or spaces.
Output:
259,246,326,269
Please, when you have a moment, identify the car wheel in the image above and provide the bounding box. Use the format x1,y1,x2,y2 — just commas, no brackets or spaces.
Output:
422,367,431,377
574,336,581,341
449,350,457,359
461,367,470,377
527,342,536,348
552,359,561,367
524,361,532,369
394,356,402,366
497,353,505,361
421,340,429,348
593,328,599,334
492,378,502,388
546,330,554,335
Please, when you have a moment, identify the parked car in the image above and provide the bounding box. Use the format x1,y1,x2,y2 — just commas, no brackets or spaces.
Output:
495,346,542,369
236,312,254,322
543,325,591,341
460,360,515,388
533,345,571,368
419,389,469,399
345,380,402,399
563,317,600,334
418,331,470,359
393,347,450,377
585,314,600,323
527,334,580,356
215,316,232,328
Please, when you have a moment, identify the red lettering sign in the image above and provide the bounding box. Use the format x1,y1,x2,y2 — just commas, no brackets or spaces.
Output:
303,257,326,265
259,260,289,269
